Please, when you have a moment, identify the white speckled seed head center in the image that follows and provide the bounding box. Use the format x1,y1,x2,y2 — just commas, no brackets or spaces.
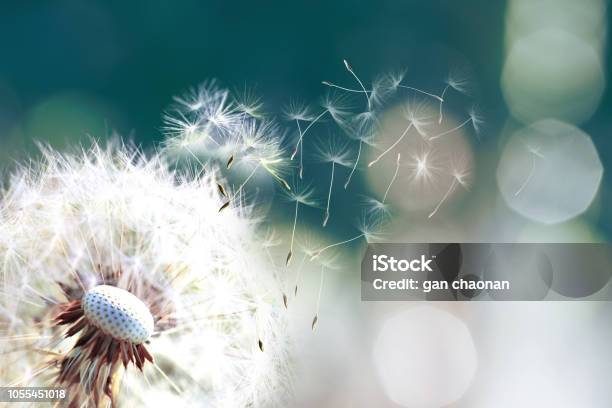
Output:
82,285,154,344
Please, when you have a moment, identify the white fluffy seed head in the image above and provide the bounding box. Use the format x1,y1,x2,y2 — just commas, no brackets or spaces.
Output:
83,285,154,344
0,142,291,406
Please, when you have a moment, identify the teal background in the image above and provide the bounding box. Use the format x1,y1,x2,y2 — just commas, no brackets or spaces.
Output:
0,1,609,237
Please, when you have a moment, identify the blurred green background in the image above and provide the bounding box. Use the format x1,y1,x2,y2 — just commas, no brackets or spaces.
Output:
0,0,609,238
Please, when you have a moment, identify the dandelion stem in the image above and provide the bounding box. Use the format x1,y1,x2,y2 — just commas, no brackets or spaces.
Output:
344,59,371,111
296,120,304,179
294,253,308,296
398,85,444,102
368,123,413,167
428,178,458,218
322,82,372,95
312,264,326,331
438,84,450,124
261,161,291,190
311,233,364,260
234,163,260,197
152,362,183,395
383,153,401,203
291,110,328,160
344,140,362,189
323,162,335,227
515,153,537,196
428,117,472,142
287,201,299,265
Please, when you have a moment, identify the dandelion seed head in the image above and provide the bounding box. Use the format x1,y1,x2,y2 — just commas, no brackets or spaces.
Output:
315,137,353,167
235,86,265,118
0,142,291,407
384,70,406,92
408,148,443,187
356,212,387,242
285,182,318,207
362,196,391,217
403,100,434,137
468,105,485,136
283,100,315,122
445,67,471,95
321,92,352,127
450,155,472,188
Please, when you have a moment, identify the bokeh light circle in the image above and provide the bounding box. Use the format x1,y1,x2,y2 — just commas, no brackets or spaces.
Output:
372,307,477,407
365,103,475,215
497,119,603,224
502,28,605,124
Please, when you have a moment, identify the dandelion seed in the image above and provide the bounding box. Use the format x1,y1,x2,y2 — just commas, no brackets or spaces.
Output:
409,148,441,187
515,145,544,196
226,154,235,169
368,100,431,167
438,68,471,124
235,85,265,118
382,153,401,203
291,237,319,298
343,59,371,111
283,101,312,178
217,183,227,197
428,156,471,218
428,106,483,142
311,213,384,260
284,183,318,266
311,315,318,331
311,265,324,332
328,60,379,189
315,138,353,227
258,338,264,352
162,80,241,154
362,196,391,217
218,200,231,212
368,122,413,168
228,120,291,195
289,93,351,166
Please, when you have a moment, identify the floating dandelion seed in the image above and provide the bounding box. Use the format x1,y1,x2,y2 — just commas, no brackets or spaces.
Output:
235,85,265,118
392,70,445,104
311,213,385,260
284,182,318,266
428,105,483,142
322,60,398,189
284,100,316,180
309,253,340,333
311,264,325,332
333,60,378,189
290,93,352,169
382,153,402,204
368,101,431,168
232,119,291,195
438,67,471,124
0,142,290,407
428,155,472,218
163,80,241,154
343,59,371,111
315,138,353,227
291,236,321,298
163,82,292,196
515,144,545,196
362,196,391,217
409,148,441,187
